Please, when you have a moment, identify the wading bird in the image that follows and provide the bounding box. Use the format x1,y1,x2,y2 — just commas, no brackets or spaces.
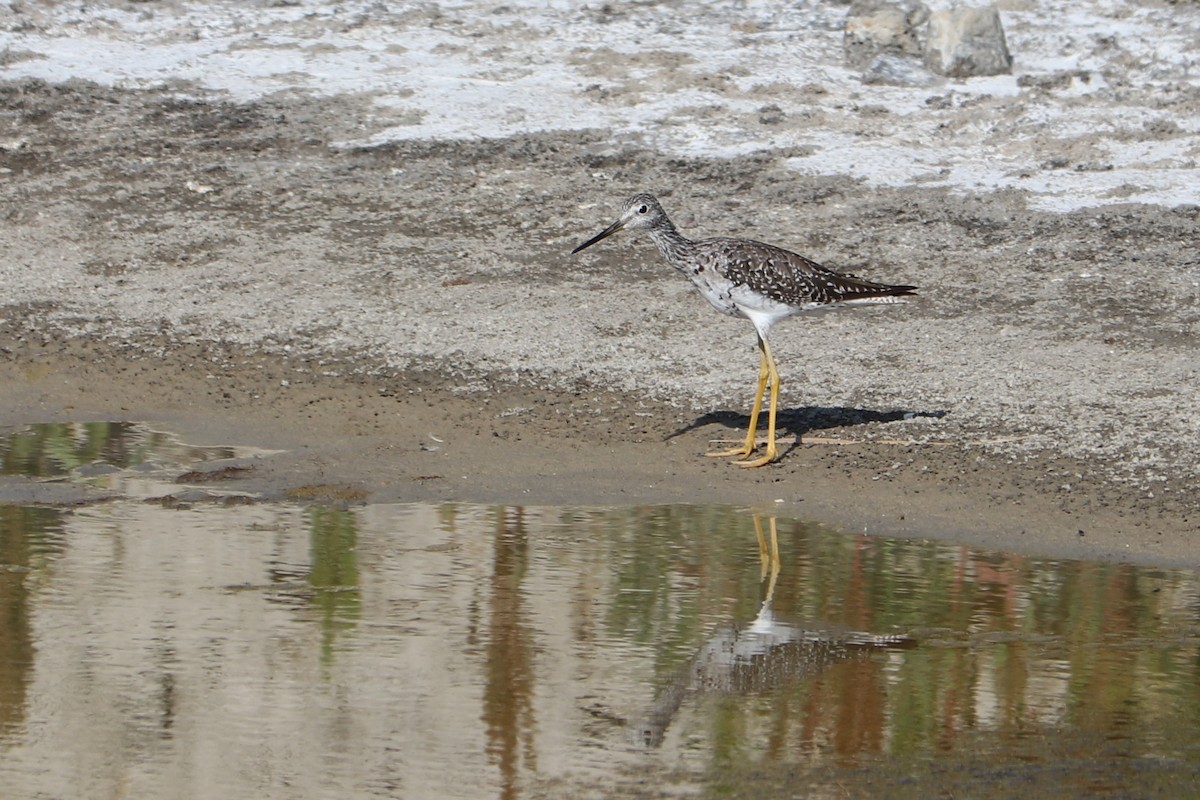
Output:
572,193,917,467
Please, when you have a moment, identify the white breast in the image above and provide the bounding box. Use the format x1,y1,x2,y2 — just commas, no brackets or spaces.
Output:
689,272,741,317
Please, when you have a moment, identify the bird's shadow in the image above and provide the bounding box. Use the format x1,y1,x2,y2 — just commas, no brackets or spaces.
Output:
668,405,948,455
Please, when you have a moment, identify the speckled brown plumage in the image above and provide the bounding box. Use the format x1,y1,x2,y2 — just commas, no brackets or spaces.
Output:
712,238,917,309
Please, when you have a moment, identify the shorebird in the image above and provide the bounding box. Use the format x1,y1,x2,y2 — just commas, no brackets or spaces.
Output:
571,193,917,468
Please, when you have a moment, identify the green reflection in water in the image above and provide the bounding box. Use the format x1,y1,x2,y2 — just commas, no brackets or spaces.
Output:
0,506,66,737
604,505,733,679
0,468,1195,797
0,421,236,477
306,506,361,664
469,504,1199,794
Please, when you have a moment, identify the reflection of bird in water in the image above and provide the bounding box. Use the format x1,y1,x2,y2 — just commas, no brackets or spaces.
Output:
633,516,914,748
572,194,917,467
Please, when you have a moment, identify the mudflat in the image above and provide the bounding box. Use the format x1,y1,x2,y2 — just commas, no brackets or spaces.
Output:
1,78,1198,566
1,323,1195,567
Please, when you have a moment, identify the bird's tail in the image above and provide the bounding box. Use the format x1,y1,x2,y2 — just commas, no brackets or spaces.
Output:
836,281,918,305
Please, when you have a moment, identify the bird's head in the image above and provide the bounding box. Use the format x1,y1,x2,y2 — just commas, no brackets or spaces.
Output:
572,193,666,254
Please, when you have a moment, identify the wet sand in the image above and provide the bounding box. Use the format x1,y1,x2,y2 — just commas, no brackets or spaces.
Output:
1,327,1195,568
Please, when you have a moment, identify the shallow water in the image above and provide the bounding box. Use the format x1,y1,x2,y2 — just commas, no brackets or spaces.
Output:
1,423,1198,798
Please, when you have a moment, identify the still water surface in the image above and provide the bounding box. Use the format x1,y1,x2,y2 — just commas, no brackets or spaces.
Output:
1,423,1198,798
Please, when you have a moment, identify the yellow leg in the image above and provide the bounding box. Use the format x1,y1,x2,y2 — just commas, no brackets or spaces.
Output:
753,514,781,602
764,516,781,603
754,514,769,581
734,337,781,468
706,341,769,459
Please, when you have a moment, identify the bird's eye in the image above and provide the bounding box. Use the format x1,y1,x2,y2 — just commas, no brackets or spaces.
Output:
638,205,648,214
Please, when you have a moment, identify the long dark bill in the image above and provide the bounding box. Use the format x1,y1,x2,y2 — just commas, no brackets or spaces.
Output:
571,218,626,254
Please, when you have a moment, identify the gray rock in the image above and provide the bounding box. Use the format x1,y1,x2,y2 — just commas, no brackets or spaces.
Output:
757,104,785,125
924,5,1013,77
862,52,946,87
843,0,930,69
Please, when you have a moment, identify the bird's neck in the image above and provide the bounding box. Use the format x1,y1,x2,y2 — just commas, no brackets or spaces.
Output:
647,221,694,269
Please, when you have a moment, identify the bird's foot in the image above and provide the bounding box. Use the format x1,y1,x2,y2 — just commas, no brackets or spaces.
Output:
705,444,755,459
724,438,782,470
733,443,779,468
707,436,778,463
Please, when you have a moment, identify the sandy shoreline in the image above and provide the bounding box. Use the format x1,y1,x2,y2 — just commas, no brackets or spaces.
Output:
2,328,1196,568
